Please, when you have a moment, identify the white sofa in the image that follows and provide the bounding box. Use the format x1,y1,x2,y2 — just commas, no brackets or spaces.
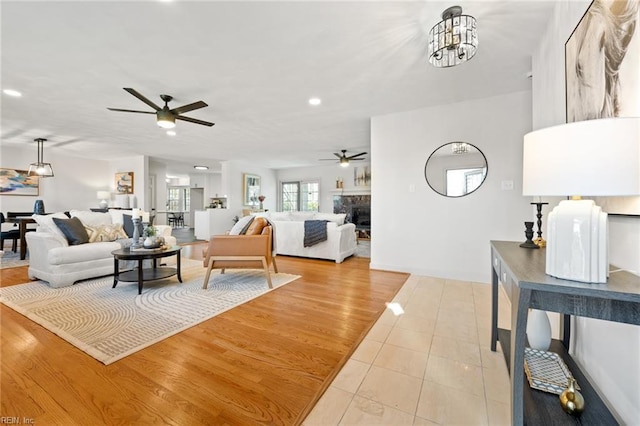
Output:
26,209,176,288
254,212,356,263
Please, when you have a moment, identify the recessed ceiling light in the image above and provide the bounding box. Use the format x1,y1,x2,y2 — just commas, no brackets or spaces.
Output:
194,165,209,170
3,89,22,97
308,97,321,106
166,130,176,136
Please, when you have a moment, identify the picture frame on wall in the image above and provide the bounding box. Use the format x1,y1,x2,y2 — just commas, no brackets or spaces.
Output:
115,172,134,194
565,0,640,215
243,173,261,206
354,166,371,187
0,168,39,196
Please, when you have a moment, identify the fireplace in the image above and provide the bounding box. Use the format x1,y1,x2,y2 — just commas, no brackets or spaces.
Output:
333,195,371,238
351,205,370,231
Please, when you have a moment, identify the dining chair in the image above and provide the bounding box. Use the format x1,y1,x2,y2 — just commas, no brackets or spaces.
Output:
168,213,178,228
0,213,21,252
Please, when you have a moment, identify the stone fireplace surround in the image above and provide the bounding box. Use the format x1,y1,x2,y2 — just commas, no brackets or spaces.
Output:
333,195,371,239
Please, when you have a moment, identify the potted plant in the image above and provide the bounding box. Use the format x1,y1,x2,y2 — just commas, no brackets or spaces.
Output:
142,226,158,248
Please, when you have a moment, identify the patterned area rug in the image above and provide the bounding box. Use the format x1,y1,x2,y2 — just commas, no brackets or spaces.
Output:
0,260,300,364
0,250,29,269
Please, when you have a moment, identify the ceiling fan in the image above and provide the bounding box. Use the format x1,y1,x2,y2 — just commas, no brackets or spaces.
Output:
107,88,214,128
320,150,367,167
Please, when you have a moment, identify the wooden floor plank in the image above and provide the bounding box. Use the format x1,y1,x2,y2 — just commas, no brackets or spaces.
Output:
1,244,408,425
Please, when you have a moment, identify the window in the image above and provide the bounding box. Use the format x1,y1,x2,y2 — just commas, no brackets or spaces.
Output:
301,182,319,211
281,182,299,212
280,180,319,212
446,168,485,197
167,187,190,211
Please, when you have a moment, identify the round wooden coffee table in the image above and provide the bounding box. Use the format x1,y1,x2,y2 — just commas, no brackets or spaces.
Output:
111,246,182,295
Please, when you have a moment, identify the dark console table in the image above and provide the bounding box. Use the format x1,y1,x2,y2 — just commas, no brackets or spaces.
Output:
490,240,640,425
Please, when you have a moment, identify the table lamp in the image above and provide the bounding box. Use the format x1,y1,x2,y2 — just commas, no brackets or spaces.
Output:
523,117,640,283
97,191,111,209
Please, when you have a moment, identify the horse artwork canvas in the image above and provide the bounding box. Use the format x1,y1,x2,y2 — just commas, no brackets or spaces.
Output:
566,0,640,215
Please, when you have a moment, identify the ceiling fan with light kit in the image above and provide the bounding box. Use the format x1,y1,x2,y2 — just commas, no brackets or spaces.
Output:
107,88,215,129
319,149,367,167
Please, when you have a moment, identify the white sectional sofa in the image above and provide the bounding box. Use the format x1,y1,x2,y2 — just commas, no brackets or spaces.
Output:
254,211,357,263
26,209,176,288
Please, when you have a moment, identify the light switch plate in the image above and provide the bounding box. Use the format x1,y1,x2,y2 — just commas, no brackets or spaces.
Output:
501,180,514,190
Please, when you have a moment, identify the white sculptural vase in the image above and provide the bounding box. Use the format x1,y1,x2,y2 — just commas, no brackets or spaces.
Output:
527,309,552,351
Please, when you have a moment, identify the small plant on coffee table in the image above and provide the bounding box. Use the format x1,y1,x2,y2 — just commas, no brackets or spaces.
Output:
143,226,157,238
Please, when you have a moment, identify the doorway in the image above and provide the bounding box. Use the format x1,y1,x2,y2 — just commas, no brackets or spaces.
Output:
189,188,204,228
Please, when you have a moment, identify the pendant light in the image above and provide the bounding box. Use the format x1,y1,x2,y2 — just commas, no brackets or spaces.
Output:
27,138,54,178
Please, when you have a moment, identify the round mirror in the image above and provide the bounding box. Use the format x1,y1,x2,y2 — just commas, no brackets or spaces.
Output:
424,142,488,197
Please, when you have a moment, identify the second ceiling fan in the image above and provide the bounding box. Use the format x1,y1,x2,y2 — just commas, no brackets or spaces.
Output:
320,150,367,167
107,88,215,129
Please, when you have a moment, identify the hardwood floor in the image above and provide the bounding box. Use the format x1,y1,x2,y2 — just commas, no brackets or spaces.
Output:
1,243,408,425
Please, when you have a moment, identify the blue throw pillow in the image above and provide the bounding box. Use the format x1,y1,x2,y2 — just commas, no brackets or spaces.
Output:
52,216,89,245
122,214,135,237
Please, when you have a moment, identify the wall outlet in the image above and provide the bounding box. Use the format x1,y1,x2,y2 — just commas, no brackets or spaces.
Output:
409,184,416,193
501,180,514,190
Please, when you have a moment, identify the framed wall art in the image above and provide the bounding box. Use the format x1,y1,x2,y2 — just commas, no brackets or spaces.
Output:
354,166,371,187
243,173,261,206
565,0,639,215
115,172,134,194
0,168,39,196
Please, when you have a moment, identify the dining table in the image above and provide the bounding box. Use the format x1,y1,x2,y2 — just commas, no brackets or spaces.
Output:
5,215,37,260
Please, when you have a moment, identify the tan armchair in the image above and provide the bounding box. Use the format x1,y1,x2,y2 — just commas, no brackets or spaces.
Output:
202,220,278,289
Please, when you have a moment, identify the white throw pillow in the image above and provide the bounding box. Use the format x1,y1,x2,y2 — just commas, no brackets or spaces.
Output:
269,212,291,221
314,213,346,225
33,212,69,245
108,209,134,225
290,212,315,222
229,215,254,235
70,210,112,228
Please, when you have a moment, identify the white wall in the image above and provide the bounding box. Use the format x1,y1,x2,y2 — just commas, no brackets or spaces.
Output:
276,162,371,213
370,90,533,283
221,160,278,214
532,2,640,423
0,145,151,219
109,155,146,210
205,173,223,200
0,145,110,213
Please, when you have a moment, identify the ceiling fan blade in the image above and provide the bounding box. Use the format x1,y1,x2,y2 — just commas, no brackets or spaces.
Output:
346,152,367,159
123,88,161,111
333,153,343,159
107,108,156,114
350,158,365,161
170,101,208,115
319,159,338,161
176,115,215,127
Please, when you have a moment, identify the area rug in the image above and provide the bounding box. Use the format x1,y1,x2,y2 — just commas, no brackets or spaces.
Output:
0,250,29,269
0,259,300,365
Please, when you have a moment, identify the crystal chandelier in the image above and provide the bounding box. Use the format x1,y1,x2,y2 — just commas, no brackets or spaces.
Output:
428,6,478,68
451,142,470,154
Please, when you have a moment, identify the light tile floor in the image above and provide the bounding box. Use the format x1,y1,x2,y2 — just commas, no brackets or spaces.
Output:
303,275,513,425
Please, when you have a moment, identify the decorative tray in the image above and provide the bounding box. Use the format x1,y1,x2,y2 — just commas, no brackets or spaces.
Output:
130,245,167,252
524,347,580,395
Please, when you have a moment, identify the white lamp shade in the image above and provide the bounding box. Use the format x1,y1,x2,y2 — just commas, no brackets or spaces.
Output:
523,117,640,196
97,191,110,200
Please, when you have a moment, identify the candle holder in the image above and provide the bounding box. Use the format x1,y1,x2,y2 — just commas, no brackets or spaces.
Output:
131,217,142,249
520,221,539,249
531,202,549,247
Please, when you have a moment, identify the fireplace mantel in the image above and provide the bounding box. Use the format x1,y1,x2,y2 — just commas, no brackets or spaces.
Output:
330,189,371,195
